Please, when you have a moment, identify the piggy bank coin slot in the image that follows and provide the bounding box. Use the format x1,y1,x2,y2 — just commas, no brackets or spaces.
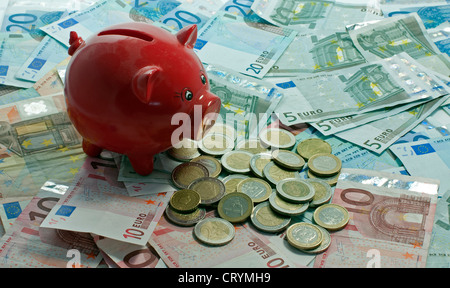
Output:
98,29,154,42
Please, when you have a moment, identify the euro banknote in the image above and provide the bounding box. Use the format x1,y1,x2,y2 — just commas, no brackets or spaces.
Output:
266,30,366,76
150,210,304,268
0,94,84,198
194,11,297,79
314,168,439,268
158,0,224,30
40,156,172,246
333,96,449,154
275,53,450,125
251,0,384,33
390,135,450,197
348,13,441,62
427,189,450,267
40,0,152,47
93,234,160,268
0,180,103,268
0,33,39,88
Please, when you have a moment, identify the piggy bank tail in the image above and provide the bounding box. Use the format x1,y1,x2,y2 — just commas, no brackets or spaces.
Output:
68,31,85,56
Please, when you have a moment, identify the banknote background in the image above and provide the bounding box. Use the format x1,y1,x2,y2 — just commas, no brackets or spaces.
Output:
0,0,449,269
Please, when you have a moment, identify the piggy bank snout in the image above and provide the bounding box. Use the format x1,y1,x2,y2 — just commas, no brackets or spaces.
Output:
192,92,221,140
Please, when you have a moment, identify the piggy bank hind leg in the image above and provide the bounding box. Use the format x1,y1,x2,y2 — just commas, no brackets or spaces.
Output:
127,153,154,176
82,138,103,157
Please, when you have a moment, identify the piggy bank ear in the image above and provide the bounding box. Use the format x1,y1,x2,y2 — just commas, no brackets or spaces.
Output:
132,66,161,104
176,24,197,49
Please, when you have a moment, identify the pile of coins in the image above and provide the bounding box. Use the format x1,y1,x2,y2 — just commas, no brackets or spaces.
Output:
164,124,348,250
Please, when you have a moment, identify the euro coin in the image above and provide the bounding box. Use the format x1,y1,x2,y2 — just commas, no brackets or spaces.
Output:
169,189,201,213
296,138,332,161
221,150,253,173
171,162,209,189
190,155,222,178
198,133,234,156
313,203,349,231
236,177,272,203
268,192,308,216
250,202,290,233
272,149,305,170
286,222,323,250
308,153,342,177
259,128,296,149
217,192,253,223
307,169,340,186
194,218,235,246
222,174,249,194
205,123,236,140
276,178,315,203
300,226,331,254
167,138,200,161
165,205,206,226
249,152,272,178
235,138,269,154
263,161,301,186
306,179,332,207
188,177,225,205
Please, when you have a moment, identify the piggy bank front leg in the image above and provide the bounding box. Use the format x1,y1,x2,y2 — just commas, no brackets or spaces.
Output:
82,138,103,157
127,153,154,176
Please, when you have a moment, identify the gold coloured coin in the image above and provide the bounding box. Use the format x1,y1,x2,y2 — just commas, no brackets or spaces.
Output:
217,192,253,223
300,226,331,254
263,161,300,186
249,152,272,178
205,123,237,140
222,174,249,194
165,205,206,226
313,203,349,231
221,150,253,173
276,178,315,203
259,128,296,149
306,178,332,207
286,222,323,250
167,138,200,161
307,169,340,186
194,218,235,246
296,138,332,161
191,155,222,178
272,149,305,170
308,153,342,177
171,162,209,189
235,139,269,154
268,192,308,216
198,133,234,156
236,177,272,203
169,189,201,213
188,177,226,205
250,202,290,233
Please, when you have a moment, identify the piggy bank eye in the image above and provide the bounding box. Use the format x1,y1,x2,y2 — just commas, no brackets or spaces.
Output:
201,74,206,85
184,89,193,101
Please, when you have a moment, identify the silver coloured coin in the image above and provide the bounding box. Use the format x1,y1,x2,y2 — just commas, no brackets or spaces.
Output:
165,205,206,227
221,150,253,173
249,152,272,178
268,192,308,216
259,128,296,149
276,178,315,203
250,202,291,233
198,133,234,156
272,149,305,170
306,178,332,207
194,218,235,246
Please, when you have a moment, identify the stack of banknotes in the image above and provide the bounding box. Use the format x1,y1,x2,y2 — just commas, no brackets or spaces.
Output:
0,0,449,268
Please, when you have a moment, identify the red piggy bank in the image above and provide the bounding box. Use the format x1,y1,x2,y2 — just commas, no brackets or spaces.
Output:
64,23,221,175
